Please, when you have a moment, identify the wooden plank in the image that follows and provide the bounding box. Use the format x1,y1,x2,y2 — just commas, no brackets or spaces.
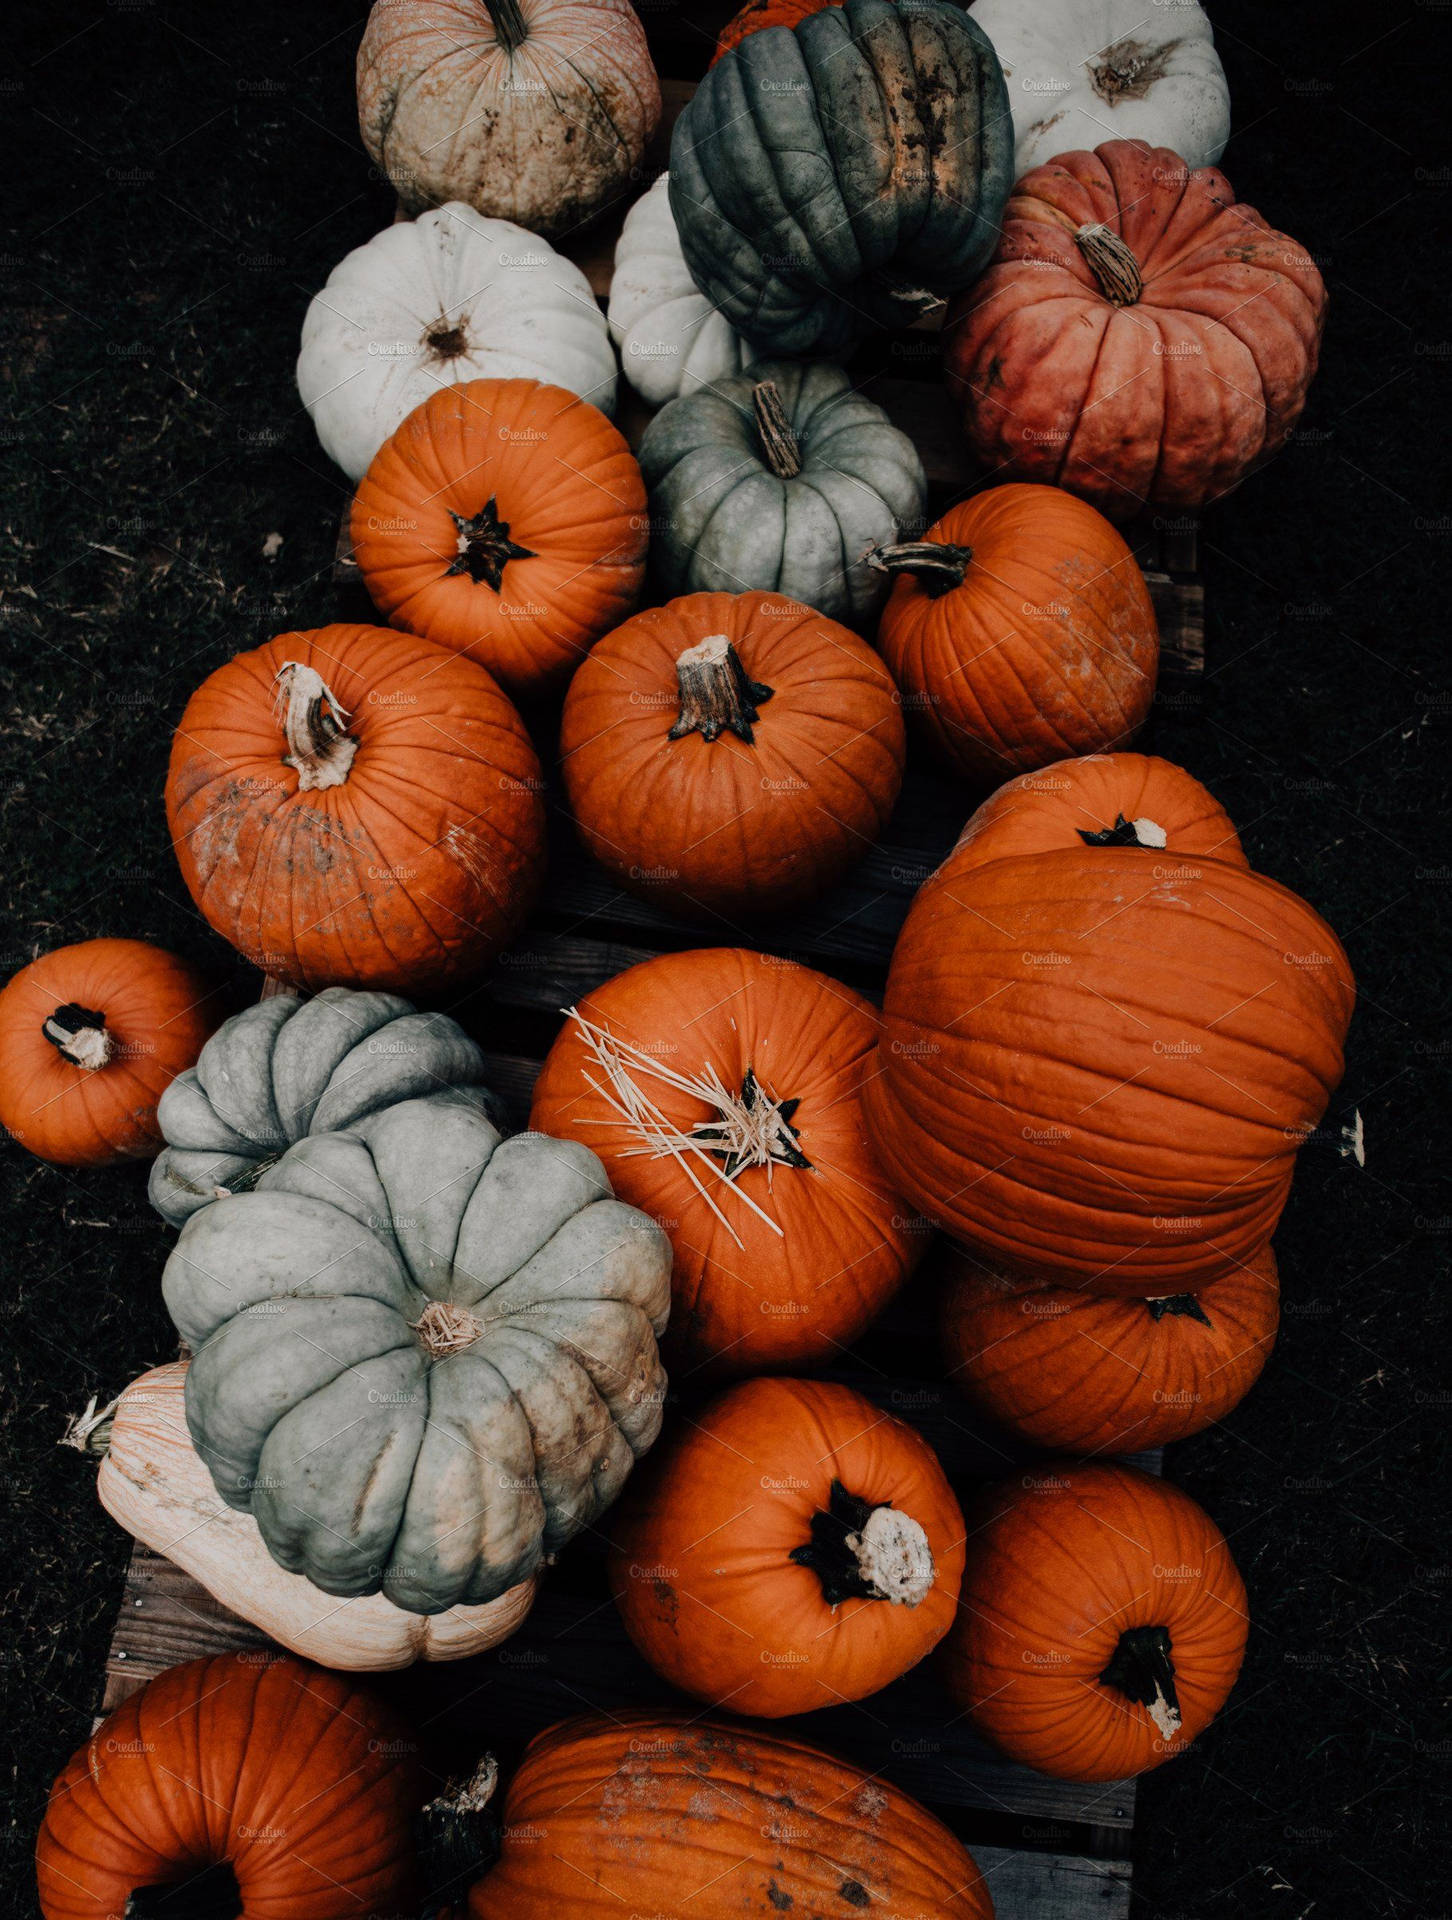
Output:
973,1849,1132,1920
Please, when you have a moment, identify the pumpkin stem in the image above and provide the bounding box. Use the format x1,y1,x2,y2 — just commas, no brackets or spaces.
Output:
751,381,803,479
1077,813,1167,849
1099,1624,1183,1741
790,1479,935,1608
416,1756,502,1920
446,494,536,589
865,541,974,598
689,1066,811,1177
1089,36,1178,106
424,319,470,360
42,1003,113,1071
125,1862,242,1920
412,1300,486,1359
668,634,775,745
58,1388,123,1455
274,663,358,792
483,0,529,53
1145,1292,1213,1326
1074,224,1143,307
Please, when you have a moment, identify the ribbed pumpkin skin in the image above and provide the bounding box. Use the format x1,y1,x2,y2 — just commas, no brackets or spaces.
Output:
529,948,923,1373
939,1242,1279,1452
711,0,836,64
942,1463,1247,1781
672,0,1013,355
609,1377,964,1715
949,753,1246,874
875,486,1159,782
946,140,1327,519
351,378,648,700
0,940,217,1166
166,625,545,994
471,1711,995,1917
561,592,905,919
863,845,1354,1290
36,1653,423,1919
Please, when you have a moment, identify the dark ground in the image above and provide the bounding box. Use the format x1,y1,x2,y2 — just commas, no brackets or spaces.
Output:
1,3,1449,1916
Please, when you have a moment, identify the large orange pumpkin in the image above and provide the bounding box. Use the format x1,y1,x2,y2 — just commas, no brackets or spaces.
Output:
166,624,545,994
945,141,1327,519
870,485,1158,783
351,377,647,701
529,948,923,1374
36,1652,424,1919
0,940,218,1166
939,1240,1279,1453
609,1377,964,1715
942,1461,1247,1781
561,591,905,920
862,802,1354,1291
464,1710,994,1916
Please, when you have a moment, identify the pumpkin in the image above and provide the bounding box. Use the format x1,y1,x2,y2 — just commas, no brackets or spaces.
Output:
639,363,925,626
462,1710,994,1916
869,484,1158,783
939,1241,1279,1453
36,1651,424,1919
88,1360,537,1668
299,204,617,482
529,948,923,1374
356,0,661,239
0,940,217,1168
712,0,836,63
949,751,1246,874
862,805,1354,1291
945,141,1327,519
609,174,757,407
972,0,1230,175
942,1461,1247,1780
166,624,545,994
162,1087,672,1612
671,0,1013,355
609,1377,964,1715
149,986,504,1226
351,378,648,700
561,591,905,920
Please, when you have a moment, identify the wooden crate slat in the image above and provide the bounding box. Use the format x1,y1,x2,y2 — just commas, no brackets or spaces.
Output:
973,1849,1132,1920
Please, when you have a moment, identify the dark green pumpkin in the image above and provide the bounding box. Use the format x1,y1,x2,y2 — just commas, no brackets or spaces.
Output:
670,0,1013,355
638,360,926,623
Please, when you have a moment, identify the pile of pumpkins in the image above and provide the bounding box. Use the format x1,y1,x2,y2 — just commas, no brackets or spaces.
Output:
14,1,1355,1915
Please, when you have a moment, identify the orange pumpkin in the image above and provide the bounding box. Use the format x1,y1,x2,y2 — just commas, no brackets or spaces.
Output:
529,947,923,1374
939,1240,1279,1453
466,1710,994,1916
711,0,838,63
36,1652,424,1919
870,485,1158,783
166,624,545,994
610,1377,964,1715
0,940,218,1166
351,377,647,701
862,801,1354,1291
561,591,905,920
945,141,1327,519
942,1461,1247,1781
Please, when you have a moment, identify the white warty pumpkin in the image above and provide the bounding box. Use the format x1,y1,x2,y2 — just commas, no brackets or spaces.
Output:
971,0,1230,175
609,174,756,407
95,1361,538,1670
297,203,618,481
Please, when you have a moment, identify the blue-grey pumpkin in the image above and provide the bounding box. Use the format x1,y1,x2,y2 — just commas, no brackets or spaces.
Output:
670,0,1013,355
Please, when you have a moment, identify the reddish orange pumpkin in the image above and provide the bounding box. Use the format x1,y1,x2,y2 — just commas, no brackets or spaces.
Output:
166,624,545,994
351,377,648,701
561,591,905,920
0,940,218,1166
942,1461,1248,1781
610,1377,964,1715
36,1652,424,1919
946,141,1327,519
871,486,1158,783
529,947,924,1374
939,1240,1279,1453
711,0,838,63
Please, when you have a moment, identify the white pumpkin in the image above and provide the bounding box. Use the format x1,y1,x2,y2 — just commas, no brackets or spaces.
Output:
297,203,618,481
94,1362,538,1670
608,174,756,407
971,0,1230,176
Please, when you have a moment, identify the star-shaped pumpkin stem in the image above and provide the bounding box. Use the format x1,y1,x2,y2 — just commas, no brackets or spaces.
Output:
447,496,536,590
